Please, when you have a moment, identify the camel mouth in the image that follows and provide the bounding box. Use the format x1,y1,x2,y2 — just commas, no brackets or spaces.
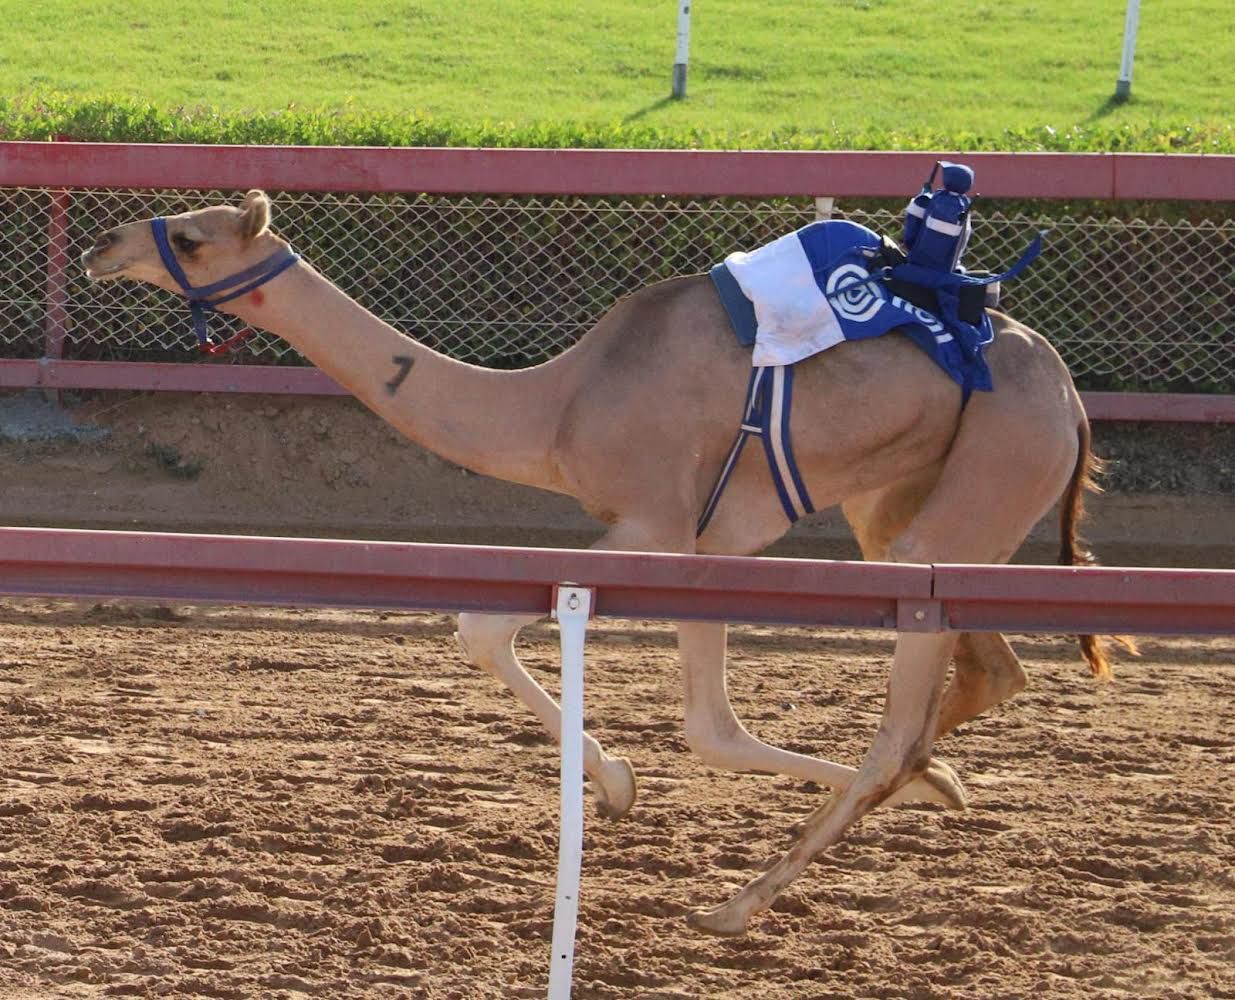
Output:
80,250,129,281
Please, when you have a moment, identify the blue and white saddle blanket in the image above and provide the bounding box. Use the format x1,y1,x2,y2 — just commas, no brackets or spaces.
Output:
710,219,996,395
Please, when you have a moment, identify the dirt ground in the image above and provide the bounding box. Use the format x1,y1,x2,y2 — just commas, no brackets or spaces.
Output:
0,390,1233,998
0,602,1231,1000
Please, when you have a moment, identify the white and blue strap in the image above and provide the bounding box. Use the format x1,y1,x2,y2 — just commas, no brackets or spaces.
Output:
696,364,814,537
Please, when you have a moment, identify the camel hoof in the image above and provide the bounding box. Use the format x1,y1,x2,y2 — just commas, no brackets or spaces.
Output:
922,758,967,811
881,758,967,810
686,902,750,937
593,756,637,821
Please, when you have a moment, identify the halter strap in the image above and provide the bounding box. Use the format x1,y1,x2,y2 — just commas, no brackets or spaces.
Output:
151,216,301,350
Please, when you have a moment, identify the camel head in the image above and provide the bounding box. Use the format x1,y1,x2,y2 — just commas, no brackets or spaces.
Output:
81,189,285,297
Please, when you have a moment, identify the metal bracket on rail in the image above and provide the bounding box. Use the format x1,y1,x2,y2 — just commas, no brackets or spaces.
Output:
896,598,946,633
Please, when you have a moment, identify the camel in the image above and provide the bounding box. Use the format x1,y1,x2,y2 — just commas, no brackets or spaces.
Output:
82,190,1124,937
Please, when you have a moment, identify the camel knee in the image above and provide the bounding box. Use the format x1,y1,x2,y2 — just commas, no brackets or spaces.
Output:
955,654,1026,705
992,661,1027,701
887,531,932,566
938,633,1028,736
455,612,507,666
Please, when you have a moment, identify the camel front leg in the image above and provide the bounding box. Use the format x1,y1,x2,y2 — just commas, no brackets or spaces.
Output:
679,621,964,809
688,630,961,936
455,611,637,820
452,510,700,822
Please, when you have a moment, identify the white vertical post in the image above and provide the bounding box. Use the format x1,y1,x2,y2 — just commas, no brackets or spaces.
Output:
547,584,593,1000
814,197,835,222
1115,0,1141,99
672,1,692,98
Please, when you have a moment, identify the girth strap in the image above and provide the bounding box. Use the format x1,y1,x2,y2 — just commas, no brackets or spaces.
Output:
696,364,815,538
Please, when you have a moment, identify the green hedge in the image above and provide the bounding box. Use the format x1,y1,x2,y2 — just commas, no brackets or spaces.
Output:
5,93,1235,154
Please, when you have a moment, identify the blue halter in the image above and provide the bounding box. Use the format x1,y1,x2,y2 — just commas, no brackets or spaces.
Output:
151,216,300,352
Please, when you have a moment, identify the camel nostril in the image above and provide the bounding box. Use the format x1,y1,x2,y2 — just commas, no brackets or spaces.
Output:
93,230,118,252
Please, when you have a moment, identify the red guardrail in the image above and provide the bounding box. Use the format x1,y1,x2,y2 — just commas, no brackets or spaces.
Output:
1,142,1231,421
1,527,1232,636
0,359,342,395
3,360,1234,424
1079,392,1235,424
2,142,1234,200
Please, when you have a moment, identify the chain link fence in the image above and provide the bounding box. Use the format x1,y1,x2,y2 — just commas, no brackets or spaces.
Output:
2,186,1232,391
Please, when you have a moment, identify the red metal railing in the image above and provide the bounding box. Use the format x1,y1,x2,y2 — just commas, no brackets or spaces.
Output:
2,142,1233,421
0,358,341,394
0,526,1231,635
2,143,1234,200
0,355,1230,422
3,359,1233,424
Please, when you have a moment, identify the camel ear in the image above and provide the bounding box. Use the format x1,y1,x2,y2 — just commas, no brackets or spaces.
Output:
239,189,271,240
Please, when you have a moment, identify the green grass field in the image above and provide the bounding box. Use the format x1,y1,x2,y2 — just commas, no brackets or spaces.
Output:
5,0,1233,147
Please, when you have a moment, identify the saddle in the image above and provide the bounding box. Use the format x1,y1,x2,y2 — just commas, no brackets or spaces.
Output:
871,235,999,327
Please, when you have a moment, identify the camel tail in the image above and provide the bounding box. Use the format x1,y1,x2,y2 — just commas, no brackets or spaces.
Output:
1059,419,1139,679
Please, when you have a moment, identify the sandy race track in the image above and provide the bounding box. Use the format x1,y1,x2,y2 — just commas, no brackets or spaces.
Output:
1,600,1232,999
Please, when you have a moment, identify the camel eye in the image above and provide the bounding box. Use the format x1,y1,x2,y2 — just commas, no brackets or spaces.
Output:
172,233,199,254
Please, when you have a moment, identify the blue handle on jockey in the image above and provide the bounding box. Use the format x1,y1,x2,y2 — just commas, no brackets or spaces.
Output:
892,231,1046,291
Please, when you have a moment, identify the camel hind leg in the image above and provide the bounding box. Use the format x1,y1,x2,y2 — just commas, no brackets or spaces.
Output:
691,388,1082,935
935,632,1027,737
843,472,1027,739
689,459,963,808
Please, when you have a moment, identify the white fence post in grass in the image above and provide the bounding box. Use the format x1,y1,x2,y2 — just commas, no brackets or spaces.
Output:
547,583,594,1000
1115,0,1141,99
672,1,692,98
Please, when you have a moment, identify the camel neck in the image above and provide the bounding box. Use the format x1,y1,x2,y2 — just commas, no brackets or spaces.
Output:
228,260,568,491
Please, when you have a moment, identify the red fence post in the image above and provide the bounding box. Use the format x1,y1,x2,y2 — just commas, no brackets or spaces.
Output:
43,187,72,366
41,134,77,402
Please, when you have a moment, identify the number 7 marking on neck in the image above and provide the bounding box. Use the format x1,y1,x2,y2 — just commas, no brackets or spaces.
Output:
386,355,415,396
